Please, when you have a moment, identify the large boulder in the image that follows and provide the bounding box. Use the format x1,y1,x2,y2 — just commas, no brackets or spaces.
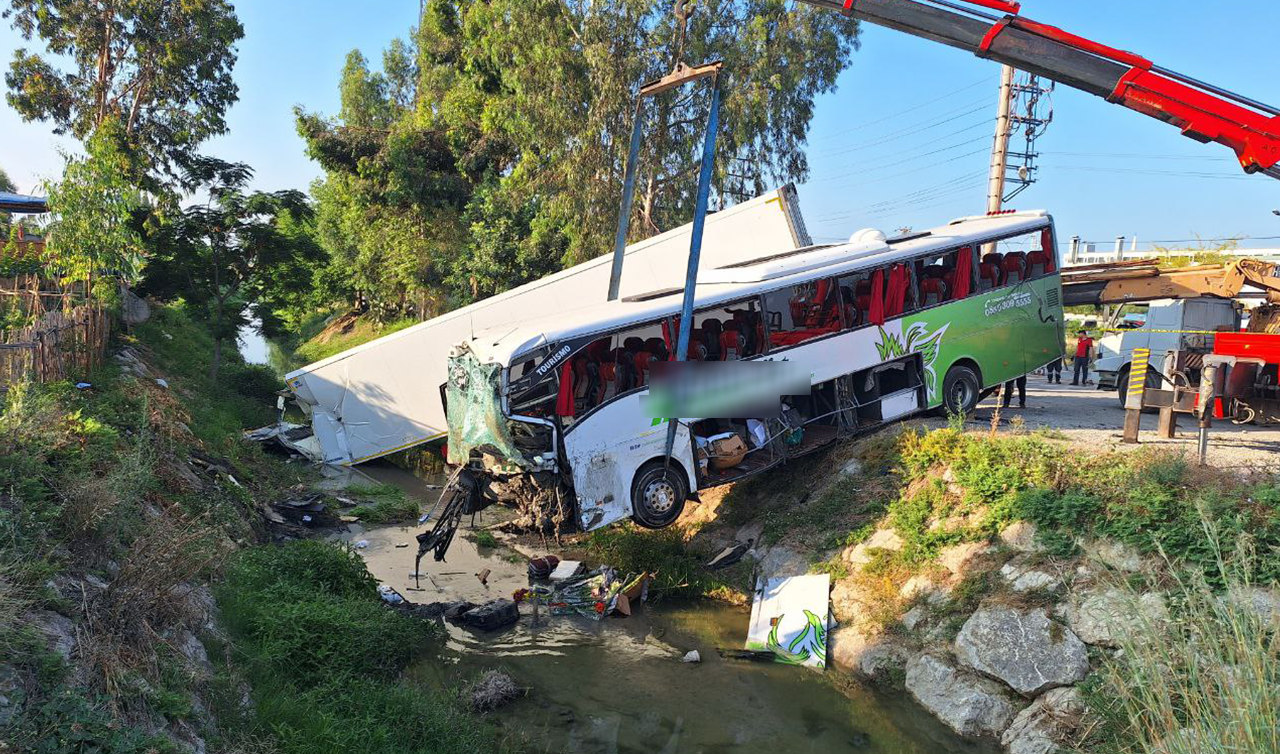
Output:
830,578,880,624
1063,587,1168,647
1000,687,1087,754
905,653,1021,738
955,605,1090,696
830,626,910,680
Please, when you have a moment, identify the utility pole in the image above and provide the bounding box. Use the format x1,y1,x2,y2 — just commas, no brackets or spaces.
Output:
986,65,1016,214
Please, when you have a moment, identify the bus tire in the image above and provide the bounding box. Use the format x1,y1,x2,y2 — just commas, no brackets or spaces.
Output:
630,460,688,529
942,364,981,416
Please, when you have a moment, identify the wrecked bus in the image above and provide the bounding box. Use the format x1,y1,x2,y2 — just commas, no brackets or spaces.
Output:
277,187,809,466
443,210,1065,532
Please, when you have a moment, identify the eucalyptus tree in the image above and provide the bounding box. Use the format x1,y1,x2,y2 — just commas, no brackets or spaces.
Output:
3,0,243,189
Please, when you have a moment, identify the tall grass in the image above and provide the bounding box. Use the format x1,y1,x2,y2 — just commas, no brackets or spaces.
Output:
1082,519,1280,754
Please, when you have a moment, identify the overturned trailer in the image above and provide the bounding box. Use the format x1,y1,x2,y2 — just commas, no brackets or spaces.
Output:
279,187,810,466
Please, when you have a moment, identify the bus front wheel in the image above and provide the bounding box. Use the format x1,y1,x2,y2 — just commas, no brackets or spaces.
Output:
630,461,688,529
942,364,981,416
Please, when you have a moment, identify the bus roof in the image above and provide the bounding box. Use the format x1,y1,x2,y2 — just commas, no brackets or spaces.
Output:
462,210,1052,365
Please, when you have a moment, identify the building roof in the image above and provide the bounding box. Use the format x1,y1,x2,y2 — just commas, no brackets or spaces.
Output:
0,192,49,214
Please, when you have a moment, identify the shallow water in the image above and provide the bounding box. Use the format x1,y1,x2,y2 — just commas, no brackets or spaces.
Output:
345,461,998,754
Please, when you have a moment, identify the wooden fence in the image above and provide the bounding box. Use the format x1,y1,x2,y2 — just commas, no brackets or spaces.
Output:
0,275,109,387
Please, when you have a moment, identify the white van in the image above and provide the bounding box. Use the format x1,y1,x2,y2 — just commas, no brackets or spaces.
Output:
1093,297,1241,403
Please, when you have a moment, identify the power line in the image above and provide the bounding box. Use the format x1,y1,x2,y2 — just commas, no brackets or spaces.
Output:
809,76,995,144
1040,151,1235,162
813,118,995,173
810,146,990,188
813,134,991,183
815,100,995,158
1049,165,1255,180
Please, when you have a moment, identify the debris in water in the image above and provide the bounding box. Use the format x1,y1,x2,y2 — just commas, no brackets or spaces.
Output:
476,567,491,586
746,574,831,670
717,648,776,662
549,560,585,582
681,650,701,663
446,599,519,631
527,555,561,580
705,538,754,570
468,670,521,712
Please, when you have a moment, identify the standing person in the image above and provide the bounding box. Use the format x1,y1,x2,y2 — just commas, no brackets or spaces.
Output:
1045,357,1062,383
1002,374,1027,408
1071,330,1094,385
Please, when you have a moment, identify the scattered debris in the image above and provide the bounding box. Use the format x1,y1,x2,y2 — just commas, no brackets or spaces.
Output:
705,538,754,570
549,560,586,582
354,540,370,549
717,648,776,662
394,542,409,548
548,568,648,620
340,515,360,523
746,574,831,670
155,378,169,389
75,382,92,390
468,670,522,712
681,650,701,663
476,568,491,586
377,585,405,605
444,599,520,631
527,555,561,579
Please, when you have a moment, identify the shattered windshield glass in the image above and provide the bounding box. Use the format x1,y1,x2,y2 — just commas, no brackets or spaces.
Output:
445,348,527,468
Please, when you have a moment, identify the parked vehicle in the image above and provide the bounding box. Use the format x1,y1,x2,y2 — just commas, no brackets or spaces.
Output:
1093,298,1242,404
445,210,1065,531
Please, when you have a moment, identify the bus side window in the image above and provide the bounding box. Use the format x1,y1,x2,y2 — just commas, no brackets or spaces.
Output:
763,279,841,349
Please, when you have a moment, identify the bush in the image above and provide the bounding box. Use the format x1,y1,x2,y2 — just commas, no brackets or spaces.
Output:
1081,531,1280,754
217,541,496,754
220,362,282,406
584,525,750,600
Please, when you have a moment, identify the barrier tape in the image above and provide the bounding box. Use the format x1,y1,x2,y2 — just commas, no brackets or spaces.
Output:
1096,328,1236,335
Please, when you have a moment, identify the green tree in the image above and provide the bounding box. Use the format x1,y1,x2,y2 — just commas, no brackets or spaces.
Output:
4,0,243,187
298,0,858,319
139,158,313,378
0,166,15,237
42,123,147,289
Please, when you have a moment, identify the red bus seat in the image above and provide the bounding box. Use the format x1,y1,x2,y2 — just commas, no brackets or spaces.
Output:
1002,252,1027,284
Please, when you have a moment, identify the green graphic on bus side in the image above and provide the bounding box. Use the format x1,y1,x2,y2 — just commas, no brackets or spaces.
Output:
874,321,950,401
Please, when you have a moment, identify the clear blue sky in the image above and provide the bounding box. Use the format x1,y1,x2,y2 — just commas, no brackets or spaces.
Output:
3,0,1278,251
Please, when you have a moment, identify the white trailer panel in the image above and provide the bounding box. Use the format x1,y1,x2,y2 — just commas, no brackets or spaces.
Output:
284,186,811,465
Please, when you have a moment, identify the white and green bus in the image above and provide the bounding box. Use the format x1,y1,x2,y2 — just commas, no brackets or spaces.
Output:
444,210,1064,532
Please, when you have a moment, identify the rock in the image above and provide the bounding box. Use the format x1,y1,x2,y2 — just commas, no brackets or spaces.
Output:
1000,555,1062,593
899,574,942,601
905,653,1021,737
1227,586,1280,625
830,626,909,680
901,605,929,631
1000,521,1044,553
1063,588,1168,647
1000,687,1087,754
30,610,76,661
954,606,1090,696
757,545,808,579
173,630,213,679
844,529,904,567
830,579,878,624
937,542,991,576
1083,539,1143,572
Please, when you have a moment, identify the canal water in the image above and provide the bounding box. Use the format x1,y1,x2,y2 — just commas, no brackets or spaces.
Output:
342,462,999,754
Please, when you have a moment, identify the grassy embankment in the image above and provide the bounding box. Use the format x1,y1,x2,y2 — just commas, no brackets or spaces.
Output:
0,302,492,753
702,418,1279,751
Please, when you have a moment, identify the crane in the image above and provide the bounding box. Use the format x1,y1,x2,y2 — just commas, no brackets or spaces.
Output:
1061,258,1280,308
795,0,1280,179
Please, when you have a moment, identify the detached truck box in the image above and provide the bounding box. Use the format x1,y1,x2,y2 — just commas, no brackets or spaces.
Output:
283,186,812,465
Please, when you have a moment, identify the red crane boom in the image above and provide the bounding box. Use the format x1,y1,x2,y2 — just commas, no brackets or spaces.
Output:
798,0,1280,179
